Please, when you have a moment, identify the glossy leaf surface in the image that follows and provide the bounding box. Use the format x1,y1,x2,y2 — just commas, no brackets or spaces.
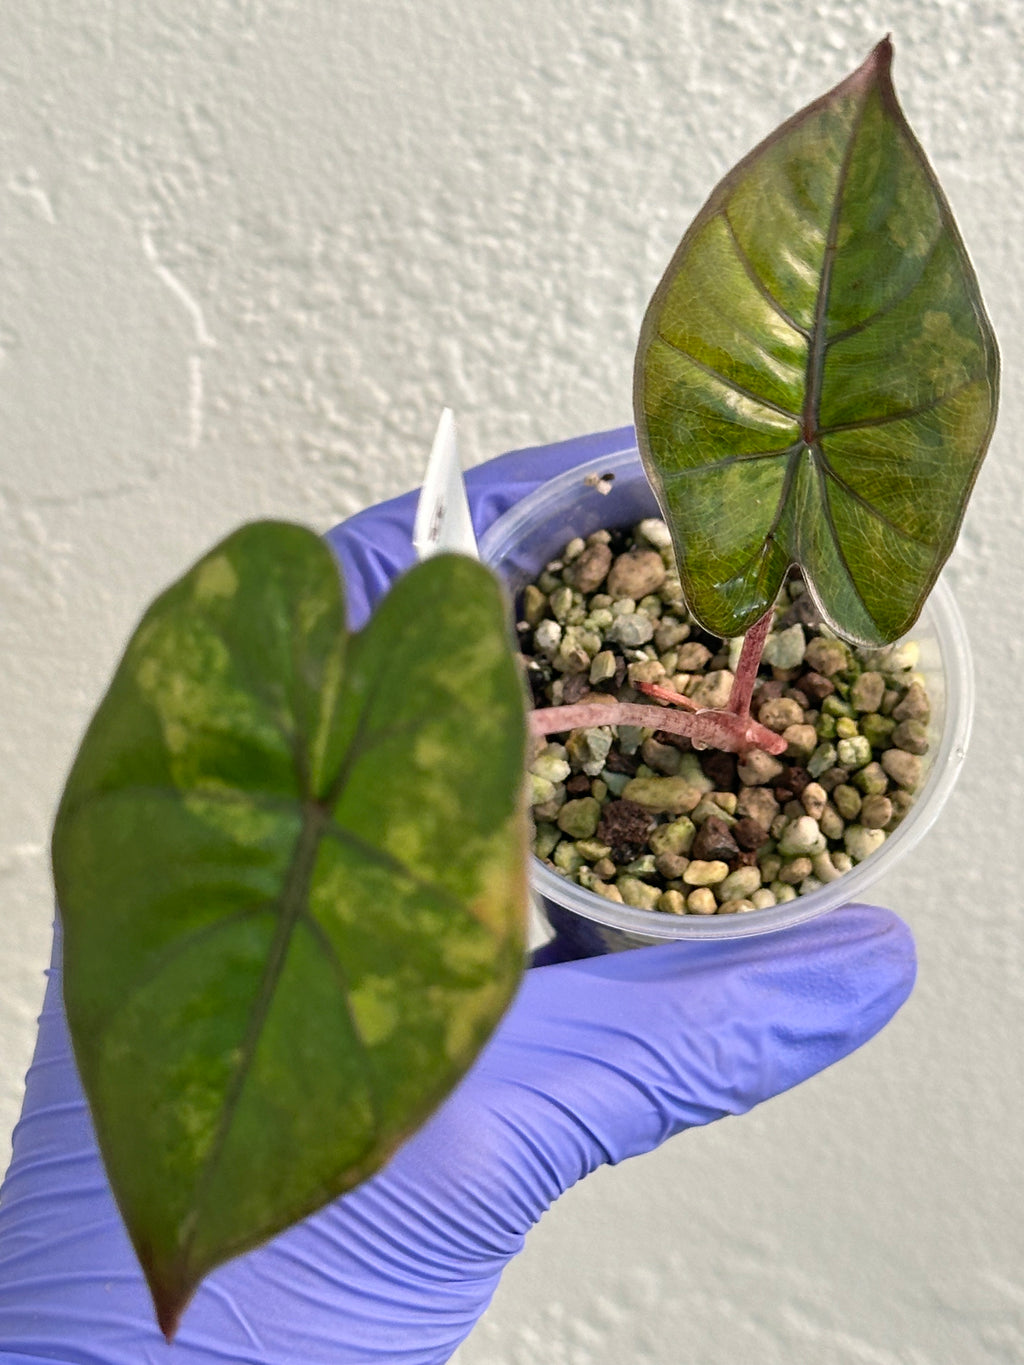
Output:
635,38,998,643
52,524,528,1336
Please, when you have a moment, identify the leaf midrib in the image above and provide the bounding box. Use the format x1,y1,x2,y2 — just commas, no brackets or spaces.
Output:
801,91,870,446
171,687,452,1269
176,796,335,1266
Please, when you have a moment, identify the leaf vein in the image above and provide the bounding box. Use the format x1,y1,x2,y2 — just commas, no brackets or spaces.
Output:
825,230,944,348
322,818,471,921
808,445,878,634
817,448,936,548
720,209,812,339
99,901,275,1032
715,444,804,584
817,376,984,436
59,780,304,824
659,440,803,481
298,909,385,1132
654,330,801,422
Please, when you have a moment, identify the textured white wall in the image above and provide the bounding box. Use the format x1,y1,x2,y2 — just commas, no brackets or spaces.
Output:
2,2,1022,1361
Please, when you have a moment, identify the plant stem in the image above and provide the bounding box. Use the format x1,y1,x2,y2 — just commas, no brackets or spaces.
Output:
527,606,785,757
727,607,773,718
529,698,786,756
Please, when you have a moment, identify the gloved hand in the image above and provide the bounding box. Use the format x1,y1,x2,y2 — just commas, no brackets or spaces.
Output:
0,428,917,1365
325,423,640,631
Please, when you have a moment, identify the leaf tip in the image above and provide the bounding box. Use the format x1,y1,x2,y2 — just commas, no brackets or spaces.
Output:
155,1292,186,1345
848,35,893,92
143,1252,195,1345
872,33,894,71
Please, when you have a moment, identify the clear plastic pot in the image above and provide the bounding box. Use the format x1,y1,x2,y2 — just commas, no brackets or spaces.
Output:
479,443,974,950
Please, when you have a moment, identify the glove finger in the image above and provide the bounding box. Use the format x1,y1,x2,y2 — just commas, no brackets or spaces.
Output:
325,425,633,629
393,903,915,1234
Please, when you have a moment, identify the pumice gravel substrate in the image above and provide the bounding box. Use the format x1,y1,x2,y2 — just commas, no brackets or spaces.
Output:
517,517,932,917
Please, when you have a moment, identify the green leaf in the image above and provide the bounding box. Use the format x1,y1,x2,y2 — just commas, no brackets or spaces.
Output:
52,524,528,1337
635,38,998,644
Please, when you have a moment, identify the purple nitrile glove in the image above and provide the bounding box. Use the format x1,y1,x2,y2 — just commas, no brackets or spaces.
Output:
0,912,914,1365
325,423,637,630
0,429,917,1365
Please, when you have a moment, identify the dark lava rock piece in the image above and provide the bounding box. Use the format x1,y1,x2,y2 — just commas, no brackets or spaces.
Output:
732,816,770,851
774,764,811,802
699,748,737,790
603,748,640,775
597,799,656,863
690,815,740,863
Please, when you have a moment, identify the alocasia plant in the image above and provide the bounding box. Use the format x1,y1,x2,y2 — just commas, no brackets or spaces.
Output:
539,36,998,753
636,37,997,646
50,36,997,1338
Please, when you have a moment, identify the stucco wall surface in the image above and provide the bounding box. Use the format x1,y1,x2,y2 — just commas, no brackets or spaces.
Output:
2,2,1022,1361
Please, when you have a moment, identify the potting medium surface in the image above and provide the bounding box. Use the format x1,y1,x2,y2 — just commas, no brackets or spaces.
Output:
520,520,934,920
